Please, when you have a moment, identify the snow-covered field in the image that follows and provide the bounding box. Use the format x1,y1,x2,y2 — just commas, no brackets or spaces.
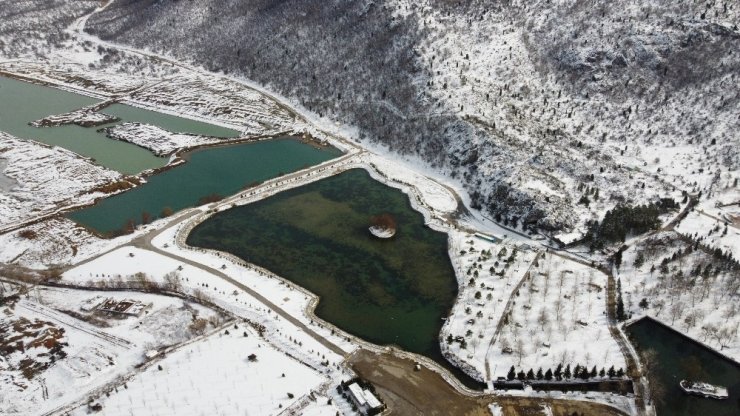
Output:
676,210,740,259
490,252,626,377
0,133,121,230
443,236,627,381
0,284,223,415
69,327,329,416
441,234,540,380
618,231,740,361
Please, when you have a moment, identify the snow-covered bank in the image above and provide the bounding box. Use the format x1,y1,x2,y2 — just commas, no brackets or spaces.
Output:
0,133,121,230
101,122,225,156
30,107,118,128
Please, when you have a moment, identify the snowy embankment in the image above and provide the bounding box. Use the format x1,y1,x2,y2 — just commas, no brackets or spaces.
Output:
101,122,225,156
676,210,740,261
124,73,297,136
0,133,121,230
30,107,118,128
618,231,740,362
0,285,222,416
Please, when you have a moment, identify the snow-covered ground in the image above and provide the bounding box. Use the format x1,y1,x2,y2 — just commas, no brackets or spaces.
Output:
62,242,352,371
0,217,144,269
676,210,740,260
68,327,329,416
0,284,223,415
618,231,740,361
443,237,626,381
101,122,226,156
441,233,540,380
490,252,626,377
0,133,121,230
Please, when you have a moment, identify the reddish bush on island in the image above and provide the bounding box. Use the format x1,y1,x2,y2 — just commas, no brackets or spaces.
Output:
370,213,396,231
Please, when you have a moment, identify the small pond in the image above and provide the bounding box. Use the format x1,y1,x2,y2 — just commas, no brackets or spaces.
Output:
627,317,740,415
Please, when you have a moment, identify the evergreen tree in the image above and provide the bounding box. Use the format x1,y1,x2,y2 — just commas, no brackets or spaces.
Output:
590,366,597,378
536,368,544,380
616,368,625,377
616,294,626,321
599,368,606,378
526,369,535,380
564,364,572,379
507,366,516,381
607,365,616,378
554,364,563,381
545,368,553,380
517,371,526,381
633,252,645,268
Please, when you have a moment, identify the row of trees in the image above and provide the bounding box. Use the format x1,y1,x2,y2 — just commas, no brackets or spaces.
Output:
505,363,625,382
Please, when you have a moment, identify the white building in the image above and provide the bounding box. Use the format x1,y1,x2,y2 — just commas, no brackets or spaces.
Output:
346,382,383,414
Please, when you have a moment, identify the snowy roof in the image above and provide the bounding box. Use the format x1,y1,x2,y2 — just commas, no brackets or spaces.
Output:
364,390,382,409
347,383,367,406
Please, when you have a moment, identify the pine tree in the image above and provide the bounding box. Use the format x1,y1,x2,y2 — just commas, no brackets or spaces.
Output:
517,371,526,381
564,364,572,379
607,365,616,378
545,369,553,380
590,366,597,378
554,364,563,381
599,368,605,378
536,368,544,380
616,294,626,321
526,369,535,380
617,368,625,377
507,366,516,381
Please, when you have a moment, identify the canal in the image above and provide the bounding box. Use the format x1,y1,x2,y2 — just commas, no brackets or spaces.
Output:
0,76,239,174
67,138,340,235
627,317,740,415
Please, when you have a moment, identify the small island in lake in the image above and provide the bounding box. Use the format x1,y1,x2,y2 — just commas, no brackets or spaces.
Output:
679,380,728,400
369,213,396,239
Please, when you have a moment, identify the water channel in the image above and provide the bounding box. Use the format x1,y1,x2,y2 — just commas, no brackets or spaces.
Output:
67,138,340,235
627,317,740,415
0,76,239,174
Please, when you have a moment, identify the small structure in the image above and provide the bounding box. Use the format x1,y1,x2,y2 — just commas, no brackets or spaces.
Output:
474,232,500,243
369,214,396,239
96,298,151,317
345,382,384,415
679,380,728,400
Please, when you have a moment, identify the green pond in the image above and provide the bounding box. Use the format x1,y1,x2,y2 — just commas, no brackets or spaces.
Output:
0,76,239,174
67,138,340,235
627,318,740,415
186,169,482,388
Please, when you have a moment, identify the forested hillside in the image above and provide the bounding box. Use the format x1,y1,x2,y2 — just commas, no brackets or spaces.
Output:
71,0,740,237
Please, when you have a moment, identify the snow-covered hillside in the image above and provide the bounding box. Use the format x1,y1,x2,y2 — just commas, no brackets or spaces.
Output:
79,0,739,237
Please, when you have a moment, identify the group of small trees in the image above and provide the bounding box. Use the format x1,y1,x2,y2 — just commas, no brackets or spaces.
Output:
505,363,624,382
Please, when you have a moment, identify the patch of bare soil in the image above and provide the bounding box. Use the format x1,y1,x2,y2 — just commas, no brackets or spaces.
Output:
349,349,628,416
